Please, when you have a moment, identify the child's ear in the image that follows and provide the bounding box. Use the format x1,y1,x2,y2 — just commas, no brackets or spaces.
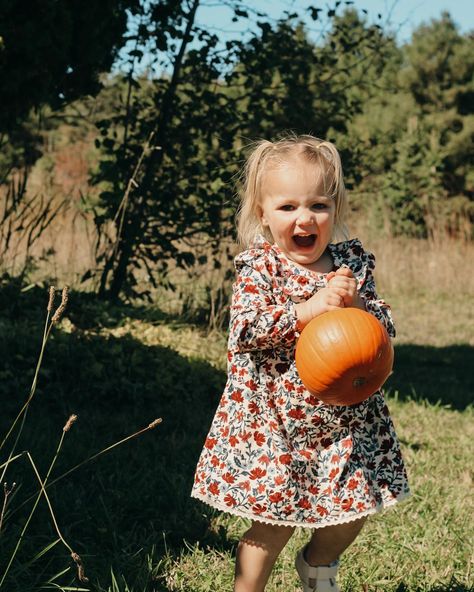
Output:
257,204,268,227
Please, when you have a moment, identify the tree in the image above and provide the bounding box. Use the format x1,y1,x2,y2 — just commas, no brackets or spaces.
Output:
0,0,139,132
400,12,474,201
93,1,395,299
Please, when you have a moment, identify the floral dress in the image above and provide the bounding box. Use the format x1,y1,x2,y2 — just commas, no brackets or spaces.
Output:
191,235,410,528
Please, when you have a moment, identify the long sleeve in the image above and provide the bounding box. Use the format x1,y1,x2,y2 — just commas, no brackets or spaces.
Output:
359,251,396,337
228,263,298,353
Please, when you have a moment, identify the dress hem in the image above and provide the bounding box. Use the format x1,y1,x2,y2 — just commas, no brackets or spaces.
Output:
191,490,410,529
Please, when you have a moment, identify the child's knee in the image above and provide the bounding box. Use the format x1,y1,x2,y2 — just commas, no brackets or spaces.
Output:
242,521,295,549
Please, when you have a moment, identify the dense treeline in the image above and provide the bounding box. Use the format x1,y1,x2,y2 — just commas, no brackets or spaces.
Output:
1,1,473,299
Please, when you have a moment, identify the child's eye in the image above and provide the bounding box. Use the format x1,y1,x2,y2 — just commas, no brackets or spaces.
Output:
280,204,295,211
311,203,328,210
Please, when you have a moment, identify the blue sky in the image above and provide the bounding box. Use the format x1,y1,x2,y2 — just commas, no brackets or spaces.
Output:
195,0,473,44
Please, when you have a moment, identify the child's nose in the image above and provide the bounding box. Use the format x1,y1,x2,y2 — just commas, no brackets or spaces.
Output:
297,209,315,225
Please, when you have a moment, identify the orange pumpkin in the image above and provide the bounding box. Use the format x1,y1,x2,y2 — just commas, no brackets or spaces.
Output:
295,308,394,406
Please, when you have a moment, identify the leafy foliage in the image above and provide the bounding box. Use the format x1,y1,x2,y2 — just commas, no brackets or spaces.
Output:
0,4,473,295
347,12,474,237
0,0,139,131
93,2,394,299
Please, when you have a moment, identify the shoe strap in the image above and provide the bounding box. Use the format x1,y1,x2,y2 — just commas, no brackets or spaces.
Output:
304,564,339,580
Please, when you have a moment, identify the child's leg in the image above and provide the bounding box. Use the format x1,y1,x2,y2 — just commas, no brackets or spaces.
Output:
234,521,295,592
305,516,367,565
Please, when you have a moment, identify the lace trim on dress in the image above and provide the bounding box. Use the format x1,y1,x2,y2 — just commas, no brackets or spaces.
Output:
191,490,411,530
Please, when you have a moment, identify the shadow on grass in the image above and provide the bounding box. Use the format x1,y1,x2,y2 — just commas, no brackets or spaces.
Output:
0,284,232,590
387,344,473,411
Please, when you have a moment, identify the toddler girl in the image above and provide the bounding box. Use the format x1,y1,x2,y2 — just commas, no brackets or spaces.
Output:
191,135,410,592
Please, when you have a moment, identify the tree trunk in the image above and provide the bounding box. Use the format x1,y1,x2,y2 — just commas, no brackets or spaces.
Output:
100,0,201,300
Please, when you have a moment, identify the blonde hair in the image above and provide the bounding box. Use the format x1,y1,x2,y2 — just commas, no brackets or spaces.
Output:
236,134,349,247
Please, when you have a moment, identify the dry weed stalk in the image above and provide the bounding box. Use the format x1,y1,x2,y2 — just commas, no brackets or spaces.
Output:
0,286,164,588
0,285,69,462
0,482,16,534
12,418,163,519
0,415,82,587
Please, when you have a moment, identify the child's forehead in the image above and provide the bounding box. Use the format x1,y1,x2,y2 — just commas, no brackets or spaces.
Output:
261,157,329,192
264,151,328,175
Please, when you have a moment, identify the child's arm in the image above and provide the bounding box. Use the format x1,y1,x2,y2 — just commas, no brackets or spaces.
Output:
229,265,299,352
359,265,396,337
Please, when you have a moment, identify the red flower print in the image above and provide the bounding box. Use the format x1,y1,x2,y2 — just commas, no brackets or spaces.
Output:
316,505,329,516
288,408,306,420
239,480,251,491
211,455,219,467
329,468,340,480
217,411,228,422
258,483,266,493
222,472,236,484
348,478,359,490
245,379,258,391
224,494,237,507
341,498,354,511
308,484,319,495
278,454,292,465
240,431,251,442
284,380,295,391
249,495,257,504
342,437,352,449
208,482,219,495
243,284,259,294
274,475,285,486
267,382,277,393
331,454,339,463
258,454,270,465
220,426,229,438
253,431,265,446
297,497,312,510
269,492,284,504
357,502,366,511
252,504,267,514
248,401,260,415
298,449,312,460
205,437,217,450
249,467,267,480
231,391,244,403
229,435,239,447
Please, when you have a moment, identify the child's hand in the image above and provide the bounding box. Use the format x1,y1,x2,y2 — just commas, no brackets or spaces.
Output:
295,286,345,329
326,267,358,308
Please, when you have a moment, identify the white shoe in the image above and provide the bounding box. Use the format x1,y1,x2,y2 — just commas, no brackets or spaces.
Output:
295,546,341,592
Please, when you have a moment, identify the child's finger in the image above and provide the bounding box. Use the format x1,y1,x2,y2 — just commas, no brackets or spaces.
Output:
335,267,354,278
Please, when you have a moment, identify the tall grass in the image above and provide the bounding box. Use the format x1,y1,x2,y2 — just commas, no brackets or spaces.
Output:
0,285,163,590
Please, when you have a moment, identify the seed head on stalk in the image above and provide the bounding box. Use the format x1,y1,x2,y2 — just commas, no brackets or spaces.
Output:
51,286,69,324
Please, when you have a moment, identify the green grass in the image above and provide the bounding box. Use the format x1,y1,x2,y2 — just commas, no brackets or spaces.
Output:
0,280,472,591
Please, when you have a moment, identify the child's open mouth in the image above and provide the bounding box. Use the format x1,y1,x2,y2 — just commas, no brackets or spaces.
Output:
292,234,316,247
